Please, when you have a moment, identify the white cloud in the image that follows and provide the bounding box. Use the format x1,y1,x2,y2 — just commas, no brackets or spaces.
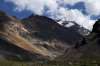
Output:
5,0,100,30
5,0,46,15
50,7,95,30
62,0,100,16
84,0,100,16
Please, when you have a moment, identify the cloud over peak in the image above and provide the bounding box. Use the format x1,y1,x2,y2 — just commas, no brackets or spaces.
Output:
5,0,100,30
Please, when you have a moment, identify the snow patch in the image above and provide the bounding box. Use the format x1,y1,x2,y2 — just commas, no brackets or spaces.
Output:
58,21,63,25
65,22,75,27
61,18,66,21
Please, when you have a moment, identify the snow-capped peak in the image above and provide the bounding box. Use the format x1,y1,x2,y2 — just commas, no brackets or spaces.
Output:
65,22,75,27
62,17,72,22
56,17,91,36
61,18,66,21
57,17,75,27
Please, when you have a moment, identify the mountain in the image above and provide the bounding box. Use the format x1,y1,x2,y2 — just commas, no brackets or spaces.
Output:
56,19,100,60
0,10,83,61
57,17,91,36
22,14,83,45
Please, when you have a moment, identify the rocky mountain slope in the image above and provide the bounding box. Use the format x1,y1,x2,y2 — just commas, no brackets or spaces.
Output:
0,10,83,61
57,18,91,36
57,19,100,60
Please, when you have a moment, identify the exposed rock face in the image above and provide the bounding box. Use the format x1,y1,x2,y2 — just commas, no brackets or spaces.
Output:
0,10,83,61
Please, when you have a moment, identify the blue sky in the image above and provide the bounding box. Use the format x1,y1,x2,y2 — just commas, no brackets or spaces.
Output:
0,0,33,19
0,0,100,30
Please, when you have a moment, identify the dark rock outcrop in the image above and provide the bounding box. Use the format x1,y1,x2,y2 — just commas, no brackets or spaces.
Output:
92,19,100,33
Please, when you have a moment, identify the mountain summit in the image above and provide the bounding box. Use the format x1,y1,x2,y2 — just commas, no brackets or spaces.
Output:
57,17,91,36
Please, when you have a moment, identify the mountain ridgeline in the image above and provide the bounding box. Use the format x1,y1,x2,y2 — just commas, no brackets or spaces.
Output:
0,10,83,61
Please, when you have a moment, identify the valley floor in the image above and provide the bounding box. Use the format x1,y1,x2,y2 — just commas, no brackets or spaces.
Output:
1,58,100,66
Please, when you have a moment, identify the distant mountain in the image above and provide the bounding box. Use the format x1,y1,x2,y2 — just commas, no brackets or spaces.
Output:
56,19,100,60
0,10,83,61
57,17,91,36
